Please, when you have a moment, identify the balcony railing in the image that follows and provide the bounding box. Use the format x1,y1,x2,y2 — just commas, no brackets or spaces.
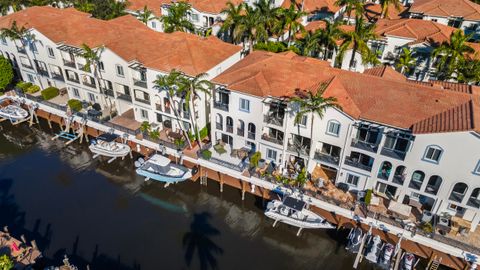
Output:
392,175,405,185
287,143,310,156
261,134,283,145
117,93,132,102
314,151,339,166
377,172,390,180
16,46,26,54
213,102,229,111
425,185,440,195
133,79,147,88
63,59,76,68
216,122,222,130
351,139,378,153
467,198,480,209
344,156,372,172
66,76,80,84
449,192,465,203
380,147,407,161
248,131,255,140
237,128,244,136
51,73,64,81
83,80,96,89
101,88,114,97
226,125,233,133
408,180,422,190
135,98,151,105
263,114,284,127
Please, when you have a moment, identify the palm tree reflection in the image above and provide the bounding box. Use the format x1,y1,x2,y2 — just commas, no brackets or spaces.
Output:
183,212,223,270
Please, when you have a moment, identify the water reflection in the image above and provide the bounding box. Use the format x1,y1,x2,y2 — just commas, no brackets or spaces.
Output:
183,212,223,270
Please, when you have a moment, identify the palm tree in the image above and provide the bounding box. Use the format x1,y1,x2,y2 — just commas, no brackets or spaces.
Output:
220,1,245,43
234,4,268,53
337,16,378,70
395,47,416,75
291,84,341,165
457,58,480,83
432,30,474,80
108,0,129,20
153,69,192,148
318,20,342,60
177,73,212,148
254,0,280,35
334,0,364,24
296,30,322,57
160,1,195,33
275,3,306,45
379,0,401,19
74,0,94,13
137,5,155,25
0,20,44,89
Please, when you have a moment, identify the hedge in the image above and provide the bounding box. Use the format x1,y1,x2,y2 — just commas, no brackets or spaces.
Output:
16,81,32,92
26,85,40,94
0,56,13,90
67,99,82,112
365,189,373,205
41,87,59,100
201,149,212,160
199,124,209,140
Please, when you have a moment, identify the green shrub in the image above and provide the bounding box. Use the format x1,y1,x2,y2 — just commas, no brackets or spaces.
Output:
199,125,209,140
421,222,433,233
41,87,59,100
0,56,13,90
67,99,82,112
250,151,261,168
16,81,32,92
365,189,373,205
201,149,212,160
26,85,40,94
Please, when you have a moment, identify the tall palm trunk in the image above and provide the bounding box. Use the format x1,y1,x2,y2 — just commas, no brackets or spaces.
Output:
169,95,192,149
306,113,315,168
188,93,203,149
323,46,329,60
349,44,358,70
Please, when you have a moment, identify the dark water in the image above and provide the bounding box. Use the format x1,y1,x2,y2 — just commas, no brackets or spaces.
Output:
0,121,391,270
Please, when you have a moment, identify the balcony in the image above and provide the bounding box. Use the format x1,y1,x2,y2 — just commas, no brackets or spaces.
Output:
392,175,405,185
226,125,233,133
344,156,372,172
237,128,244,136
216,122,222,130
21,63,33,69
117,93,132,102
213,102,229,111
37,69,49,77
449,192,465,203
16,46,26,54
287,143,310,156
467,198,480,209
314,151,339,166
135,97,150,105
351,139,378,153
63,59,76,68
261,134,283,145
51,73,64,81
380,147,407,161
66,76,80,84
263,114,284,127
408,180,422,190
101,88,114,97
133,79,147,88
248,131,255,140
83,80,96,89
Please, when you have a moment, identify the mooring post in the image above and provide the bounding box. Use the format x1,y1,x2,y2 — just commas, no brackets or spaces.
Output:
241,181,246,200
219,173,224,193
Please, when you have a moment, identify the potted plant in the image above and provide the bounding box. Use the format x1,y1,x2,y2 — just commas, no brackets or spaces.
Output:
250,151,261,168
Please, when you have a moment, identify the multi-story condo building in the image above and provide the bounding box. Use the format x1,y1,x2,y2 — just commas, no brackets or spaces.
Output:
0,6,242,139
210,50,480,231
409,0,480,41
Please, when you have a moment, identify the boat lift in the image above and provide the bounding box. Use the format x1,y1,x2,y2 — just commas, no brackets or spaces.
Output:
0,99,31,125
52,116,88,145
353,222,374,269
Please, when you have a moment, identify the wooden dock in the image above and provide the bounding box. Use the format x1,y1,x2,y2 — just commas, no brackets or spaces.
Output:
0,230,42,268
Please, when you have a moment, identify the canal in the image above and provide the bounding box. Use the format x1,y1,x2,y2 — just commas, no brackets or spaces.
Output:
0,120,424,270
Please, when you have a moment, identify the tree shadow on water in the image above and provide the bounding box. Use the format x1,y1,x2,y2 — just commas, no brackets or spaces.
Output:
183,212,223,270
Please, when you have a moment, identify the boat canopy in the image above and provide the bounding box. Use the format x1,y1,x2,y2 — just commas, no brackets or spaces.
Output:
149,154,172,167
283,197,306,211
97,133,119,142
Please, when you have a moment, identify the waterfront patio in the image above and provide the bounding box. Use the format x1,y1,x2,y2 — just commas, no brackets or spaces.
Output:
200,141,248,172
109,109,141,132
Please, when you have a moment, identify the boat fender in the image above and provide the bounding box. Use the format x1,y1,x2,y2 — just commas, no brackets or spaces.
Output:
134,161,141,168
138,157,145,164
191,166,199,175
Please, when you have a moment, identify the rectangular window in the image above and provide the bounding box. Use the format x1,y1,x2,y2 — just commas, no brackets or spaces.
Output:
346,174,359,187
239,98,250,112
448,203,466,215
47,46,55,58
140,109,148,120
296,115,307,126
99,61,104,71
151,21,157,28
72,88,80,98
191,14,199,21
266,148,277,161
30,42,38,53
425,147,442,162
327,121,340,136
88,93,95,103
474,161,480,175
116,64,124,77
27,74,35,83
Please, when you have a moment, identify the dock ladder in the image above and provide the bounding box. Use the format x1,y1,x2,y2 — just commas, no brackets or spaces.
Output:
428,255,442,270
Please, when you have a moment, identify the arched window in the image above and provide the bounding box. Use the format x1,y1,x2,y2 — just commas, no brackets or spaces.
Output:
449,182,468,203
408,170,425,190
468,188,480,208
215,113,223,130
378,161,392,180
237,120,245,136
248,123,256,140
425,175,442,195
424,145,443,163
393,165,406,184
226,116,233,133
326,120,341,136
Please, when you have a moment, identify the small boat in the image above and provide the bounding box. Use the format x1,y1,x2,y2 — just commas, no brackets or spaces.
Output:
135,154,193,184
345,227,363,253
265,196,335,230
364,235,383,263
0,97,28,121
377,243,394,269
400,253,415,270
89,133,131,158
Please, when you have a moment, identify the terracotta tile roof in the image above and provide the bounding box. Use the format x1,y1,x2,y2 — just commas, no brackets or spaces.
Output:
0,6,241,76
410,0,480,20
406,80,480,95
363,65,407,81
375,18,457,45
281,0,341,14
214,50,480,134
346,3,405,21
128,0,243,15
127,0,170,17
466,42,480,60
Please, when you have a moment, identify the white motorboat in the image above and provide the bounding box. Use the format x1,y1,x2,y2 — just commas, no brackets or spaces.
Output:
265,196,335,230
135,154,193,184
0,97,28,121
364,235,383,263
377,242,394,269
345,227,363,254
89,133,131,158
400,253,415,270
